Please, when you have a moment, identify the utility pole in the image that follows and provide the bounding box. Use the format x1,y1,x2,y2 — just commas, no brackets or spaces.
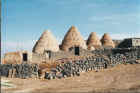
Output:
0,0,1,63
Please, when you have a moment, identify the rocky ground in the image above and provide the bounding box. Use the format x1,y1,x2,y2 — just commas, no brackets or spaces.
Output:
1,64,140,93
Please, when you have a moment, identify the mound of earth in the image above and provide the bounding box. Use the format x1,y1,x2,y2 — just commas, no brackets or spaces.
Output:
1,64,140,93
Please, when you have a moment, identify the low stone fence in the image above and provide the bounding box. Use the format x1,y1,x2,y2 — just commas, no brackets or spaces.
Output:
0,63,38,79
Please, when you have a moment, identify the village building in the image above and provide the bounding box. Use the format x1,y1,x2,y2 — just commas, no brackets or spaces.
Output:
87,32,101,50
60,26,87,51
118,38,140,48
2,51,32,64
100,33,115,48
3,26,140,65
33,30,59,54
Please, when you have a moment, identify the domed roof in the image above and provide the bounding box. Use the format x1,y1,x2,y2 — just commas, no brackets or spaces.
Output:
87,32,102,49
101,33,115,48
61,26,87,51
33,30,59,54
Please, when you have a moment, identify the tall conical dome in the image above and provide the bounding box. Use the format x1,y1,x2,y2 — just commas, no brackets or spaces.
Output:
101,33,115,48
87,32,101,50
33,30,59,54
61,26,87,51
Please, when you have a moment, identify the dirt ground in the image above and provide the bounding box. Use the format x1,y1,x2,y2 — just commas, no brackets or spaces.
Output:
1,64,140,93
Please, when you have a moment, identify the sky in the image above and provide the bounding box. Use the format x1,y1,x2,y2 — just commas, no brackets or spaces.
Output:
1,0,140,55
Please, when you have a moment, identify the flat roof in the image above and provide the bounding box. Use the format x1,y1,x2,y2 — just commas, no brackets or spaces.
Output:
125,38,140,39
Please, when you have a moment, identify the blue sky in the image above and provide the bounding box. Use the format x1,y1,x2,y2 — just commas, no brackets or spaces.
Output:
1,0,140,55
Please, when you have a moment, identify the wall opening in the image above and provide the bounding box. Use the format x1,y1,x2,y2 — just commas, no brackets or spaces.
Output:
46,50,51,59
23,53,28,61
74,46,80,56
69,47,74,51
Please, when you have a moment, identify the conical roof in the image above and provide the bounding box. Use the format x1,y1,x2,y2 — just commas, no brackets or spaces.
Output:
61,26,87,51
87,32,101,49
100,33,115,48
33,30,59,54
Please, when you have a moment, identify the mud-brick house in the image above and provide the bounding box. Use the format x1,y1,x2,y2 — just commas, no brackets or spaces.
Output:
2,51,32,64
60,26,87,51
87,32,102,50
31,30,60,63
33,30,60,54
100,33,115,48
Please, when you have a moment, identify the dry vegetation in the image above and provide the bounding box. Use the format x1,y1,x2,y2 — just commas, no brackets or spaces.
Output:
1,64,140,93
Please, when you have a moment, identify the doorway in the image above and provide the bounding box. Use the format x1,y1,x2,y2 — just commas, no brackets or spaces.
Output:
23,53,28,61
74,46,80,56
46,50,51,59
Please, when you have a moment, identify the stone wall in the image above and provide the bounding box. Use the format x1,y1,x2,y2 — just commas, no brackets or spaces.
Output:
43,50,140,80
46,47,94,61
31,47,140,64
31,53,46,63
0,63,38,79
1,47,140,79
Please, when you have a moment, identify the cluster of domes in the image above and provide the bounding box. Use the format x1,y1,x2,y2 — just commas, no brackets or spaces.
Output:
33,26,115,54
